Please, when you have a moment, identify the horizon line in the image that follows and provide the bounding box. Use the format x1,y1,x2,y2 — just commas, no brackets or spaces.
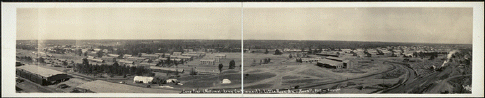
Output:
16,39,472,45
243,39,472,45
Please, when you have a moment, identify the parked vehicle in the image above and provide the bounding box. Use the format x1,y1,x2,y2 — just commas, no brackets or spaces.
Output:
57,84,69,89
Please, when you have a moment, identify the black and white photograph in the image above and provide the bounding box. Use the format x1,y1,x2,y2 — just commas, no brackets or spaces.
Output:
13,7,242,93
242,7,475,94
2,2,484,97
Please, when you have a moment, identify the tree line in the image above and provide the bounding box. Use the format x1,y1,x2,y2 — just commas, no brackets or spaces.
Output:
75,59,152,77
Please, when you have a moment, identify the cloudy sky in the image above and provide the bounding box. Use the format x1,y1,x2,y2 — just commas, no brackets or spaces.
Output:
17,8,242,40
243,8,473,44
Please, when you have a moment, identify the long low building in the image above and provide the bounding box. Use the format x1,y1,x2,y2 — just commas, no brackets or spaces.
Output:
325,56,344,62
200,59,216,65
76,80,179,93
16,65,71,85
140,53,159,59
87,58,105,63
107,54,120,58
301,58,321,63
316,52,339,57
215,54,227,59
316,58,352,69
150,66,183,73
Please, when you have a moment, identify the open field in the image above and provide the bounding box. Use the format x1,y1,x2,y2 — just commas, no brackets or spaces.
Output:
242,52,395,92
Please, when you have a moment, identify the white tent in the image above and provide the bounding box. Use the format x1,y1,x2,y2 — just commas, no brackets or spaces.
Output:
133,76,154,84
221,79,231,84
166,79,178,83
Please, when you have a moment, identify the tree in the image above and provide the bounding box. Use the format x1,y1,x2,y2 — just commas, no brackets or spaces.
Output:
218,63,223,73
190,67,197,75
289,54,293,58
296,58,302,63
96,50,103,58
113,61,119,67
82,58,89,65
174,60,178,67
63,61,68,66
165,57,171,65
229,60,236,69
274,49,283,55
39,57,46,63
77,49,83,56
308,47,312,54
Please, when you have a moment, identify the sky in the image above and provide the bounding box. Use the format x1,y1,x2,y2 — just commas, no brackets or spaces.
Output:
17,8,472,44
243,8,473,44
17,8,242,40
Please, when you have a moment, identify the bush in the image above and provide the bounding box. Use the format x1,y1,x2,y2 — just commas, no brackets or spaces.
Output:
190,67,198,75
228,60,236,69
274,49,283,55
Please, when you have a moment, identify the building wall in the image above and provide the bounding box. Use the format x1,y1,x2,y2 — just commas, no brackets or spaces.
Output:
47,74,70,82
16,69,48,85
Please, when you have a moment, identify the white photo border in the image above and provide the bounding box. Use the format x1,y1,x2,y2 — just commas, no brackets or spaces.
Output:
2,2,484,97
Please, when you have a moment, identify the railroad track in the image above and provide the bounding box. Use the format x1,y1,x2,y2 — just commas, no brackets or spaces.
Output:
374,61,416,93
300,62,398,89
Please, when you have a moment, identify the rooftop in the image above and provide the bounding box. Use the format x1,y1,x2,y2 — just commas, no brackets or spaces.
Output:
200,59,216,61
16,65,66,77
317,59,343,66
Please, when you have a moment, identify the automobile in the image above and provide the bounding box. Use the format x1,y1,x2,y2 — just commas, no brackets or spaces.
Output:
16,78,24,83
57,84,69,89
119,81,125,84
